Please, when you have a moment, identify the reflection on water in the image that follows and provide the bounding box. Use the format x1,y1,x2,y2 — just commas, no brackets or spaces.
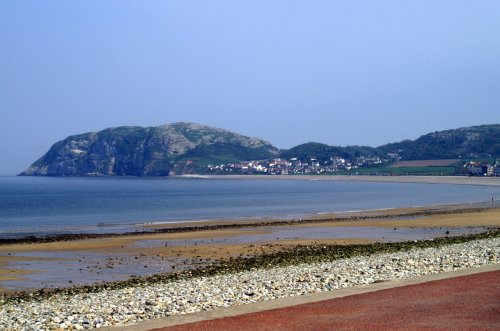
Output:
133,226,482,248
0,225,485,291
1,251,187,292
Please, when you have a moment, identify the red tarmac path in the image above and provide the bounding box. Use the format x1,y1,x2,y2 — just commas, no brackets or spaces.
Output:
152,270,500,331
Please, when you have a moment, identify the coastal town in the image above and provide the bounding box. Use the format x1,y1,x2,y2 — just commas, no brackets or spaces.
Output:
207,154,397,175
206,155,500,177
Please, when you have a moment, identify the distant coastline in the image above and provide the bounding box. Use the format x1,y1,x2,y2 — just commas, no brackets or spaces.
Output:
178,174,500,187
19,123,499,177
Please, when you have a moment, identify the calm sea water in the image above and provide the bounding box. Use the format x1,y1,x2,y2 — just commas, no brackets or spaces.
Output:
0,176,498,238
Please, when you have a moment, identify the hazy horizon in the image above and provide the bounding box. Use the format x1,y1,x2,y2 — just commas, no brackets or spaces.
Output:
2,1,500,175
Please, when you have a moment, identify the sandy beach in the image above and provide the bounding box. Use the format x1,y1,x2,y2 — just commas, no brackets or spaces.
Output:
0,201,499,330
0,202,499,292
1,172,499,293
180,174,500,186
2,234,498,330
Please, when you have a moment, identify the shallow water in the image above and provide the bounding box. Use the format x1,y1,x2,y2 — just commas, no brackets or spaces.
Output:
0,225,485,291
1,176,499,238
1,250,187,292
133,226,482,248
1,176,498,290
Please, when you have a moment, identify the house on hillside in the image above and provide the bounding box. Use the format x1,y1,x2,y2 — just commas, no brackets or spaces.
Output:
495,167,500,177
487,165,495,177
469,166,485,176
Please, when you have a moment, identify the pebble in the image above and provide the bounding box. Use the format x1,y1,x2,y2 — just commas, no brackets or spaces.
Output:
0,238,498,330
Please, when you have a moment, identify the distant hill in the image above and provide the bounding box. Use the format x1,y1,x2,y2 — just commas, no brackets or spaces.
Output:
20,123,499,176
280,143,382,163
20,122,279,176
280,125,499,162
377,124,500,160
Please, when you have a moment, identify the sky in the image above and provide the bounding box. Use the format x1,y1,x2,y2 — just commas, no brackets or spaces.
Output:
1,1,499,175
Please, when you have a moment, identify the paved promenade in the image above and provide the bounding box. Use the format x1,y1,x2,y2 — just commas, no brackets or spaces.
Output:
147,267,499,331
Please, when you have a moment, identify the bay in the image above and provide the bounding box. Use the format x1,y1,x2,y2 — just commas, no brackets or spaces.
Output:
0,176,498,238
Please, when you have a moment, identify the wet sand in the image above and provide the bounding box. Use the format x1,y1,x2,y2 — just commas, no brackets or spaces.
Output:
0,256,56,282
143,202,500,230
0,229,271,252
125,238,376,260
0,204,499,292
3,205,498,255
303,208,500,228
181,174,500,186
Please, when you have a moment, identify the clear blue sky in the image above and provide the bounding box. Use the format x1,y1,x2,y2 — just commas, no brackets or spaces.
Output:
1,1,499,175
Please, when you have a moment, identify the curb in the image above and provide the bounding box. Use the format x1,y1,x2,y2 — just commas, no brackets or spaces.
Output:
104,263,500,330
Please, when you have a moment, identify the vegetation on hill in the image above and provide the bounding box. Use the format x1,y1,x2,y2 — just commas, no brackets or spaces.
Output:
280,142,382,163
20,123,499,176
279,125,499,163
377,125,500,160
20,123,279,176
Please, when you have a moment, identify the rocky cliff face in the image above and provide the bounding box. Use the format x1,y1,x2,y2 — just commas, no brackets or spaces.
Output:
20,123,279,176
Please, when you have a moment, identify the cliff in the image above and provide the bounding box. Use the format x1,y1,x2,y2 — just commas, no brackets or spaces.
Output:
20,122,279,176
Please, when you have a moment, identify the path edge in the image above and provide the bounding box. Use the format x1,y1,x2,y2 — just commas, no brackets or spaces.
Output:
104,263,500,331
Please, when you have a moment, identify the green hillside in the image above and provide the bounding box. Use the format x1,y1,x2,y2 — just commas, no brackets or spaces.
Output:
378,125,500,160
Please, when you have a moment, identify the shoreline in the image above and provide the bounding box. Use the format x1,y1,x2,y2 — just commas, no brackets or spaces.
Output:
1,201,498,245
104,265,500,331
178,174,500,186
0,203,498,294
9,174,500,186
2,175,498,243
1,233,498,330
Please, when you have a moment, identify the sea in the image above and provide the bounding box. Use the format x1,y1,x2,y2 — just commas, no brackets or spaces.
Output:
1,176,499,239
